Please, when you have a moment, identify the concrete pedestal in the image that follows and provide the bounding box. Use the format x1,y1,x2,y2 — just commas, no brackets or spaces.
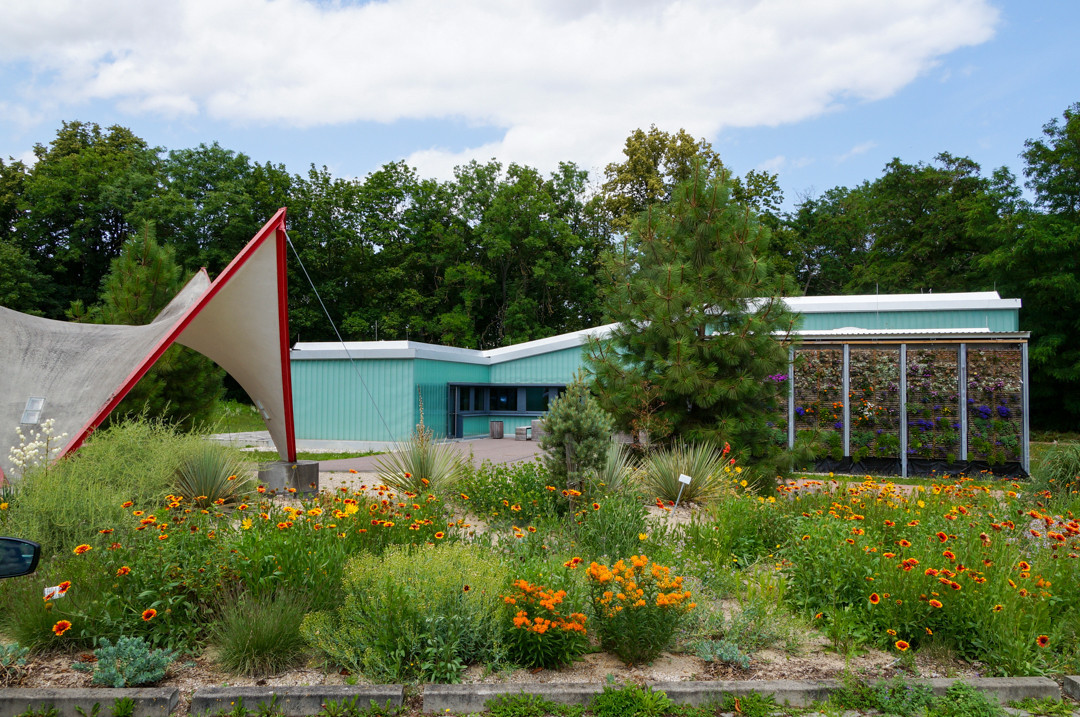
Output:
258,460,319,495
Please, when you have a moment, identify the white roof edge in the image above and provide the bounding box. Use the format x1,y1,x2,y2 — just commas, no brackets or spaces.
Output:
793,327,1030,339
784,291,1020,313
292,323,619,363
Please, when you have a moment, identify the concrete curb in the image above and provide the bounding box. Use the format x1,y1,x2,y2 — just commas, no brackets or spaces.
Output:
0,688,178,717
1064,676,1080,701
421,676,1063,714
188,686,405,717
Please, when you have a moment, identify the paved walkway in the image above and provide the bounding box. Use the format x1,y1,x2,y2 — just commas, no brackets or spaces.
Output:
208,431,544,471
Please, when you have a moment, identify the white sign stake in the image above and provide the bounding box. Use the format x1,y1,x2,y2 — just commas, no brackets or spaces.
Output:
674,473,692,511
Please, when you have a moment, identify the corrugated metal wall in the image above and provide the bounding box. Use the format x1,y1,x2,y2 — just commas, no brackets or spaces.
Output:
291,358,415,442
800,309,1017,332
413,359,489,437
490,345,587,383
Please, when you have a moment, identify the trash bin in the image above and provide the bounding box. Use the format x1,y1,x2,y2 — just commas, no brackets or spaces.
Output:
489,420,504,439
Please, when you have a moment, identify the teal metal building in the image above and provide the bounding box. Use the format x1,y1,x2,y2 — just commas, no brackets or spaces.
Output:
290,291,1028,474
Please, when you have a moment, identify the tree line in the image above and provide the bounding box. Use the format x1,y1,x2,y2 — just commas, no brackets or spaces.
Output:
1,104,1078,430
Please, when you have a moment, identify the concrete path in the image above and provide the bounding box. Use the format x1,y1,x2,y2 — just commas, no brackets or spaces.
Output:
208,431,545,471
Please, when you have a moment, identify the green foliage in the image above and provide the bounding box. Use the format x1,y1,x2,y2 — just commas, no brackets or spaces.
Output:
575,489,648,562
501,578,589,669
591,441,638,495
374,415,469,495
694,638,750,669
92,223,224,430
71,636,176,687
300,543,508,682
311,697,404,717
642,441,727,505
588,166,799,474
927,681,1005,717
211,590,309,676
0,641,30,686
539,373,614,496
174,441,252,509
456,459,564,525
828,674,936,717
1030,442,1080,498
486,693,584,717
585,555,695,665
2,417,201,555
1009,698,1073,717
714,692,781,717
590,683,674,717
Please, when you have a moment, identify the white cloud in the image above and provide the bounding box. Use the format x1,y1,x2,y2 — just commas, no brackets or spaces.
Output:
837,141,878,162
0,0,999,178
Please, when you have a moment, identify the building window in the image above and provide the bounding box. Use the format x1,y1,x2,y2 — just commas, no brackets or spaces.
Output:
490,387,518,411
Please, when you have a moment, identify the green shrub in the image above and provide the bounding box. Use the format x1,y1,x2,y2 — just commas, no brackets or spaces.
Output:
4,418,202,555
301,543,509,682
575,489,647,562
585,555,695,665
174,442,252,508
642,441,726,504
212,590,309,676
502,578,589,669
71,636,176,687
694,638,750,669
540,374,615,497
1031,442,1080,498
456,460,564,525
590,683,673,717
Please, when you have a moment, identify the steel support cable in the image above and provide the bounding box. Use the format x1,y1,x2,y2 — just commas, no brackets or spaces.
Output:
284,230,396,443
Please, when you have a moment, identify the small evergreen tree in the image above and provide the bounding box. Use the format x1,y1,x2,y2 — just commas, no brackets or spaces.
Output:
586,165,802,476
539,373,614,501
95,223,225,430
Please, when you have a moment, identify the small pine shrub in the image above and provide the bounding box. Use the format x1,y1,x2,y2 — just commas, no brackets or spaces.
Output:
212,591,309,676
71,636,176,687
539,374,614,497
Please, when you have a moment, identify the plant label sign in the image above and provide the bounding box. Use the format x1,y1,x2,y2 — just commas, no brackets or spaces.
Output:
43,585,67,601
679,474,692,485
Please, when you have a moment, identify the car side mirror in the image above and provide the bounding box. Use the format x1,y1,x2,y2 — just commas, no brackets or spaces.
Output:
0,537,41,579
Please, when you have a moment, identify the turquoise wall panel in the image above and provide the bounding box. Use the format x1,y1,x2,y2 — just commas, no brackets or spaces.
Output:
800,309,1017,332
291,359,414,442
491,345,588,383
414,360,489,437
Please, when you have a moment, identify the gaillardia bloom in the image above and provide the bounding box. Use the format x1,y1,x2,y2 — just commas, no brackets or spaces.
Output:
141,609,157,621
52,620,72,636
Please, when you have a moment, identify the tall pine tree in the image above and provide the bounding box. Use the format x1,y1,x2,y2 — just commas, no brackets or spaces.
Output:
586,165,802,475
96,223,225,430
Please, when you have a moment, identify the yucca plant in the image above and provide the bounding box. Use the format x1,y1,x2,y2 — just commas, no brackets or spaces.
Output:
590,440,639,495
174,442,252,508
375,423,469,495
641,441,726,504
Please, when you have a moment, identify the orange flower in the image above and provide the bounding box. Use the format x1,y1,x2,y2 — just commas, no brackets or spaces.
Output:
936,531,948,543
52,620,72,636
1036,635,1049,648
57,581,71,594
992,604,1004,612
895,640,910,652
98,528,114,534
121,501,134,508
869,593,880,605
592,503,600,510
116,566,131,576
898,539,912,548
1017,561,1031,571
929,599,943,608
435,531,445,539
141,609,157,621
257,486,266,493
73,544,92,555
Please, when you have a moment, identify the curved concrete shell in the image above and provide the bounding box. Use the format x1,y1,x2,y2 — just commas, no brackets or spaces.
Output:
1,209,296,480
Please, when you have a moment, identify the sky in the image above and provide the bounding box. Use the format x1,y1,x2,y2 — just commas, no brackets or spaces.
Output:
1,0,1077,209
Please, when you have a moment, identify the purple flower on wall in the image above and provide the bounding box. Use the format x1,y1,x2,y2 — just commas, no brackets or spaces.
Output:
795,406,806,417
997,405,1010,418
767,373,788,383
